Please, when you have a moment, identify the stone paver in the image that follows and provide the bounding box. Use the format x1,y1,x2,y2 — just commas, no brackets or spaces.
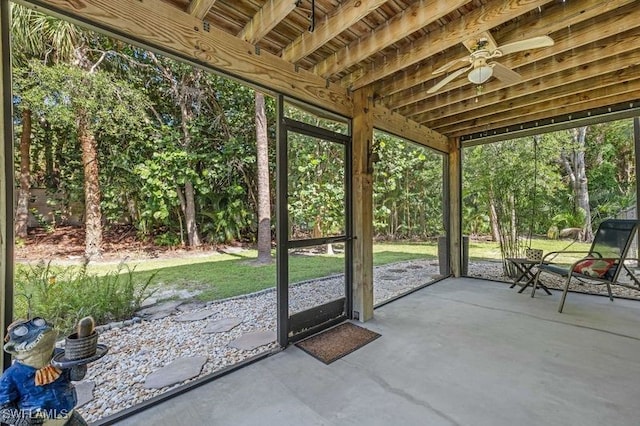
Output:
204,318,242,334
174,309,217,322
136,301,183,318
144,356,208,389
146,311,174,321
228,331,276,351
74,381,95,408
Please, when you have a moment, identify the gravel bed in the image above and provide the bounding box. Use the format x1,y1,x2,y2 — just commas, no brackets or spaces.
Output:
77,259,443,422
78,258,640,422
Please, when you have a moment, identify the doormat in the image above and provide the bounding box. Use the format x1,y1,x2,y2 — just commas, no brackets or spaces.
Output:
296,322,381,364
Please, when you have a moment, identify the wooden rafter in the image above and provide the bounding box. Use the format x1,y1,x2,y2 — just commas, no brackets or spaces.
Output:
448,80,640,138
375,0,631,100
397,2,640,116
186,0,217,20
345,0,549,91
238,0,296,45
312,0,469,78
281,0,387,63
434,60,640,135
426,45,640,130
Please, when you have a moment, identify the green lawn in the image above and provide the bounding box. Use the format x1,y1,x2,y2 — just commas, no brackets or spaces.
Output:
17,238,591,305
100,244,437,301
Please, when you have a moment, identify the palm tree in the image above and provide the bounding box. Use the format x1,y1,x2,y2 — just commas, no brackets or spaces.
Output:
11,5,104,258
11,4,79,239
255,91,272,263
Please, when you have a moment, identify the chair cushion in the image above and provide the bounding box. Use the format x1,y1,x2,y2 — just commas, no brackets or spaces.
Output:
573,258,616,278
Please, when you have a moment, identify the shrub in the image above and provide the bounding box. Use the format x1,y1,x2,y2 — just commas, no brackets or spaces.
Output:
14,260,156,334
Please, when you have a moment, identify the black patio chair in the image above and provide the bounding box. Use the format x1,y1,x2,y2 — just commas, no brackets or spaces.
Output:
532,219,639,313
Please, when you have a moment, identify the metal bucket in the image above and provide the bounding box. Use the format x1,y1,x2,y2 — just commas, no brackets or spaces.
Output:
65,332,98,360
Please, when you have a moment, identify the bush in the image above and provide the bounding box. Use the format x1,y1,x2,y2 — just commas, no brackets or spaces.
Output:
14,260,156,334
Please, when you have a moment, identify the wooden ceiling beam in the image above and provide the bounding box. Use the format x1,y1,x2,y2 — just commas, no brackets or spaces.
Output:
372,105,448,153
346,0,550,91
379,0,635,108
22,0,350,116
402,6,640,119
312,0,469,78
419,29,640,127
281,0,387,64
238,0,297,45
434,63,640,135
21,0,449,151
186,0,217,20
446,79,640,139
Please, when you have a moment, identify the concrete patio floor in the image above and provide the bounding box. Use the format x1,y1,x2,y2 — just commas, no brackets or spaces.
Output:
114,277,640,426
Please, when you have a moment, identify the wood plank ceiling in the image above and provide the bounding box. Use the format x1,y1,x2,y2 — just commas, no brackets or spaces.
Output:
171,0,639,145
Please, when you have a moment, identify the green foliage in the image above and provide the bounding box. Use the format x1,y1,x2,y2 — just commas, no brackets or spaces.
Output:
14,261,156,333
373,131,444,239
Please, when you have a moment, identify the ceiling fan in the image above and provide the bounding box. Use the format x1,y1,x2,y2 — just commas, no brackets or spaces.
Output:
427,32,554,94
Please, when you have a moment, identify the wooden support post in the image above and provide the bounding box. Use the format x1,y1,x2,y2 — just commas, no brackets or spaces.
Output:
0,0,14,372
448,138,463,277
352,87,374,322
634,117,640,260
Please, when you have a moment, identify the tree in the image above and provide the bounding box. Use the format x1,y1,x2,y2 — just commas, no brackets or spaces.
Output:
10,4,79,238
255,92,272,263
559,127,592,241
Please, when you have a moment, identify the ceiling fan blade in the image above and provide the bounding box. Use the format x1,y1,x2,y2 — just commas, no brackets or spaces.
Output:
490,62,522,84
433,56,470,75
427,65,472,94
496,35,554,56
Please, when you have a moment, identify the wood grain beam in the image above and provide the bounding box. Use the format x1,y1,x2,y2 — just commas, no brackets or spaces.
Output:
186,0,217,20
352,87,374,322
372,105,449,153
21,0,449,153
447,139,462,277
446,79,640,139
312,0,468,78
20,0,352,116
381,0,635,108
238,0,296,45
404,6,640,120
281,0,387,64
435,63,640,135
346,0,549,91
422,30,640,128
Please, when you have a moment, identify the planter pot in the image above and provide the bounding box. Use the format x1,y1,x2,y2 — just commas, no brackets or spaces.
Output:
65,332,98,361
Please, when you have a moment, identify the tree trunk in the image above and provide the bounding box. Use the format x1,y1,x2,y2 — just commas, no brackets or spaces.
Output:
183,180,201,247
179,91,201,248
488,191,500,242
573,127,593,241
78,109,102,259
255,92,272,263
15,109,32,239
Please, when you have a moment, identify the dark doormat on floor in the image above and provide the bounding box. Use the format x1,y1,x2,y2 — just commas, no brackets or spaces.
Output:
295,322,381,364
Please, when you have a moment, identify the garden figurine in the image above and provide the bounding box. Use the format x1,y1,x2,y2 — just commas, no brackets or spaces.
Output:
0,317,93,426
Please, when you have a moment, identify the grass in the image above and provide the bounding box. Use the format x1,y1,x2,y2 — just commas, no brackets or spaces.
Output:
468,238,592,262
100,244,436,302
15,238,591,309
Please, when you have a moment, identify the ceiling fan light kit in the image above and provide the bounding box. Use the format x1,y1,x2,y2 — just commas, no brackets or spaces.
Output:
429,34,554,94
468,65,493,85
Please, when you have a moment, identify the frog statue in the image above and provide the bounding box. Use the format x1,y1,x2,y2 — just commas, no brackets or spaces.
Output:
0,317,89,426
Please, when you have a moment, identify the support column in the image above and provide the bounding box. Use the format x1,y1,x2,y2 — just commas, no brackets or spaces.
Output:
352,87,374,321
448,138,463,277
0,0,14,371
634,117,640,260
